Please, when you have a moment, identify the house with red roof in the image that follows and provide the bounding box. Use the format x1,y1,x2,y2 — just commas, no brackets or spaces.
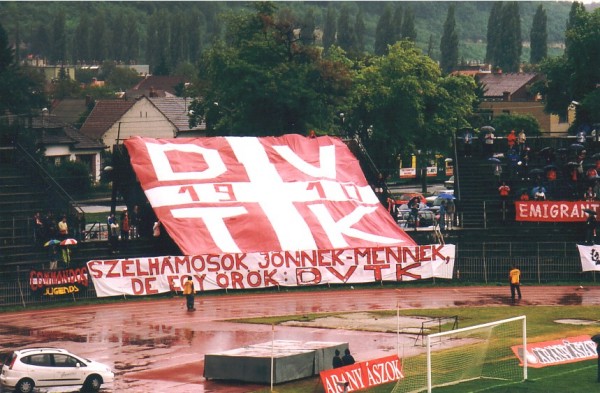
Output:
477,72,570,135
126,75,186,99
79,96,205,150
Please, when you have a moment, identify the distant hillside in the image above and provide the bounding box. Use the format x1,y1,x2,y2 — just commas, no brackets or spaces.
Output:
0,1,574,65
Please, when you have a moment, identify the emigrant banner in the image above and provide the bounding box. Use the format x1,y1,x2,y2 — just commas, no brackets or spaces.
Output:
576,244,600,271
123,135,415,256
515,201,600,222
87,244,455,297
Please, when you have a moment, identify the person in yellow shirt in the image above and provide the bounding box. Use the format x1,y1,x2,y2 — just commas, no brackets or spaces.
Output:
183,276,196,311
509,265,522,303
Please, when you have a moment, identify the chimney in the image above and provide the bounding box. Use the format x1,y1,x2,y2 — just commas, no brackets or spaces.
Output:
503,91,511,101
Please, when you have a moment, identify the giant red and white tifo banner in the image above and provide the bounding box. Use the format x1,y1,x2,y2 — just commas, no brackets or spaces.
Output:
515,201,600,222
576,245,600,271
87,245,455,297
123,135,416,255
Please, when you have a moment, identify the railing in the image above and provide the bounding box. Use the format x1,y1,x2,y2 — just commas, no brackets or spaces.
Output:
0,241,594,308
14,142,84,218
456,241,593,284
0,143,86,246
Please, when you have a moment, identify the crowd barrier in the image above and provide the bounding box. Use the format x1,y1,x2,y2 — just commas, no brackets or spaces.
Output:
0,241,595,309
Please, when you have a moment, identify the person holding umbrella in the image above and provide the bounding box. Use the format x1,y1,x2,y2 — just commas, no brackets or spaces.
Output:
482,126,495,158
44,239,61,270
60,238,77,267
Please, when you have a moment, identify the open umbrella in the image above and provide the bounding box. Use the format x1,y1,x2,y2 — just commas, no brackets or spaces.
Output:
480,126,495,133
583,209,597,216
539,146,553,154
556,147,568,155
591,333,600,344
438,193,456,200
570,143,585,150
566,161,580,167
44,239,60,247
60,238,77,246
488,157,501,164
593,153,600,160
544,164,558,171
529,168,544,176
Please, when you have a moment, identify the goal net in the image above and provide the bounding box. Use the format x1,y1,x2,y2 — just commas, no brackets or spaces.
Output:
392,315,527,393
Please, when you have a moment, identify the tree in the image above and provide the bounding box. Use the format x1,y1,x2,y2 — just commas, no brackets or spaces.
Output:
73,15,91,63
354,9,366,53
111,12,127,62
300,9,316,46
400,7,417,42
427,34,435,58
491,113,541,136
497,2,522,73
440,5,459,74
189,2,353,137
146,10,171,74
90,11,108,62
391,5,403,43
0,22,47,117
124,16,140,63
322,6,336,50
51,11,67,64
337,5,355,54
485,2,503,66
566,1,587,51
374,4,394,56
537,55,572,117
186,10,206,63
530,4,548,64
105,66,141,91
0,21,13,72
350,41,476,170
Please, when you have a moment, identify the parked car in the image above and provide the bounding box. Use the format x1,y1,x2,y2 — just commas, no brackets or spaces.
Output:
444,176,455,189
83,223,109,241
0,347,114,393
425,189,455,205
393,192,427,207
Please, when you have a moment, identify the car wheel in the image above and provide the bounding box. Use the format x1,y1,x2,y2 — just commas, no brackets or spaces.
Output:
82,374,102,392
15,378,35,393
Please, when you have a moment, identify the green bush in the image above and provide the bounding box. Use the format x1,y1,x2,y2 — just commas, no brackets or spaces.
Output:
48,160,92,197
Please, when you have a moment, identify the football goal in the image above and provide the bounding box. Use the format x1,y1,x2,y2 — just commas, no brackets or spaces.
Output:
393,315,527,393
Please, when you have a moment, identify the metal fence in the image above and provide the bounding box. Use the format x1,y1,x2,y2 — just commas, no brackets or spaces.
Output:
456,242,595,284
0,241,595,308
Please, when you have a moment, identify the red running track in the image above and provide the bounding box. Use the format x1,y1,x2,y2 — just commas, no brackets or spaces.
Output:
0,285,598,392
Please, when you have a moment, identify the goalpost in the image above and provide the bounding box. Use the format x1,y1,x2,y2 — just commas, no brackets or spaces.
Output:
393,315,527,393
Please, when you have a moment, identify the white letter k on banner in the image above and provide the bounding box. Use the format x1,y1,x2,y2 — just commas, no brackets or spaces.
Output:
309,204,402,249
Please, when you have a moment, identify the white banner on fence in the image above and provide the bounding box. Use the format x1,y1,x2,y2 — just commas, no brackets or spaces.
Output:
87,244,455,297
576,244,600,272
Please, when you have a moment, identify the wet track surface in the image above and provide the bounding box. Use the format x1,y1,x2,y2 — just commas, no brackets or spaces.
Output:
0,286,598,392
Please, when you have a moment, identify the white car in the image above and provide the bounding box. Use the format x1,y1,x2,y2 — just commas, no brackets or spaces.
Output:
1,347,114,393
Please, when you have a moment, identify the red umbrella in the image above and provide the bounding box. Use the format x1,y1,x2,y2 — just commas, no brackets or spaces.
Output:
60,238,78,246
